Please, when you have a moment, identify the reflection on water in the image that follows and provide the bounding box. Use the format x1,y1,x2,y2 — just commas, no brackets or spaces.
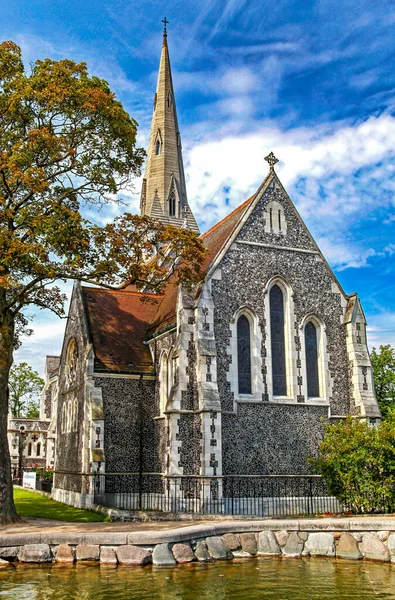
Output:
1,557,395,600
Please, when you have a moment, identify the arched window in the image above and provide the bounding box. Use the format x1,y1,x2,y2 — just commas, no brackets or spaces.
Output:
156,139,161,155
73,399,78,431
159,352,168,415
61,404,67,434
305,322,319,397
270,284,286,396
167,350,174,398
36,442,41,457
237,315,252,394
27,443,32,456
169,190,176,216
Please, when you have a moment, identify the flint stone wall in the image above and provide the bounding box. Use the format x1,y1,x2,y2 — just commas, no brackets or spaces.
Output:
210,182,351,475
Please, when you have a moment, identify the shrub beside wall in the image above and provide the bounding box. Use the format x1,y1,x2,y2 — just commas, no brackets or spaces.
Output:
310,415,395,513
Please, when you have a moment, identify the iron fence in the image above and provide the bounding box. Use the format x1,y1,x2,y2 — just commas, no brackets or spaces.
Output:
92,473,341,517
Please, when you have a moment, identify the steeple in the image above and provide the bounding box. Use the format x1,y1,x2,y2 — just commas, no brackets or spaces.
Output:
140,22,199,233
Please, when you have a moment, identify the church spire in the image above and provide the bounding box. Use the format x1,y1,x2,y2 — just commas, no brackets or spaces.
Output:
140,22,199,233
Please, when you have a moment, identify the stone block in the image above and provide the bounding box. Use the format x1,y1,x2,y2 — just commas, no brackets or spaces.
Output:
172,543,196,563
194,541,212,562
360,533,390,562
240,533,257,555
300,519,349,531
336,533,362,560
18,544,52,563
304,533,335,557
387,533,395,556
100,547,118,565
222,533,241,551
350,520,395,532
152,544,176,566
205,537,233,560
0,547,19,561
55,544,75,563
0,558,11,568
76,544,100,561
274,530,289,547
282,532,305,557
257,531,281,555
116,545,152,566
377,531,390,542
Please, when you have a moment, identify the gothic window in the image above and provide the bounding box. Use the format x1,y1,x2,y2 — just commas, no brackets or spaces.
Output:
159,352,168,415
156,139,161,155
265,201,287,234
237,315,252,394
270,284,287,396
305,322,319,397
167,350,174,397
36,442,41,457
27,443,32,456
73,399,78,431
167,92,172,108
169,190,176,216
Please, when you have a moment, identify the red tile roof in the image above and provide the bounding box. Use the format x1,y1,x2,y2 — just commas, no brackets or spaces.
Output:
148,195,255,335
82,287,162,373
82,194,256,368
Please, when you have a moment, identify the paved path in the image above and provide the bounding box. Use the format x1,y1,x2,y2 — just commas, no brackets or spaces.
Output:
0,517,213,535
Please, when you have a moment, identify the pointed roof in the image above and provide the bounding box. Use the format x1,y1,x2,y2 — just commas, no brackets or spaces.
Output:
147,190,259,336
82,287,160,373
140,29,199,233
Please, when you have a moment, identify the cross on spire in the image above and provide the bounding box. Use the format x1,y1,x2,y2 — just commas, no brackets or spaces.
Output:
264,151,279,171
162,17,169,35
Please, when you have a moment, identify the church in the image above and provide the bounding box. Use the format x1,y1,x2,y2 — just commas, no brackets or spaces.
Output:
35,27,381,511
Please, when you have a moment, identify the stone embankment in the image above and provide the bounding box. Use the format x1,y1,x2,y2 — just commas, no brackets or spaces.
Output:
2,518,395,567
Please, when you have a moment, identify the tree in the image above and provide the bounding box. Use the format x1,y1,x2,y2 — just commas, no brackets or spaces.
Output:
8,362,44,418
0,42,206,524
370,345,395,418
310,415,395,513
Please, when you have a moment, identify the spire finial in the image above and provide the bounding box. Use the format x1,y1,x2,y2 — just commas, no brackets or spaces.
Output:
162,17,169,36
264,151,279,171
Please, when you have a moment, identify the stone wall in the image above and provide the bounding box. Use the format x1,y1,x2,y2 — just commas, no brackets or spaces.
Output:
209,180,351,475
96,376,157,474
54,286,89,493
3,518,395,566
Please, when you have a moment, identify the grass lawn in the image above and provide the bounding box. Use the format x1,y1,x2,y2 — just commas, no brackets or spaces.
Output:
13,487,110,522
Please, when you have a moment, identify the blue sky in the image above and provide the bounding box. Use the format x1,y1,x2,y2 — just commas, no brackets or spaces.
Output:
1,0,395,374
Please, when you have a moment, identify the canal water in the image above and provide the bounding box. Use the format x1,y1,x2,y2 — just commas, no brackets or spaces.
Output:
1,557,395,599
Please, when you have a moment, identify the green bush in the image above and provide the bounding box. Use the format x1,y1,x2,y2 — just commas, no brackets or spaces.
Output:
310,414,395,513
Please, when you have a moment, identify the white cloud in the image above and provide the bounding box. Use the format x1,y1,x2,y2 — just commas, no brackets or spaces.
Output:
185,113,395,268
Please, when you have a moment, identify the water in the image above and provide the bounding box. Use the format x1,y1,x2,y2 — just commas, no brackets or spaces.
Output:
1,558,395,599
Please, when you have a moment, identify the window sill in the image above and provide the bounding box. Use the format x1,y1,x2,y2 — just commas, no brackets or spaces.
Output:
236,394,262,403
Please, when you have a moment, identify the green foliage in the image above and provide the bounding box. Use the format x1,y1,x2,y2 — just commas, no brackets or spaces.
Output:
27,464,54,481
310,415,395,513
9,362,44,417
371,345,395,418
13,487,109,522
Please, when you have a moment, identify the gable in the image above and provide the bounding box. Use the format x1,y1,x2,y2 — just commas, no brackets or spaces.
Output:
236,177,316,252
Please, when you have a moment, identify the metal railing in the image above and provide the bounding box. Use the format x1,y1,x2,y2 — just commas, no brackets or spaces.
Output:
92,473,341,517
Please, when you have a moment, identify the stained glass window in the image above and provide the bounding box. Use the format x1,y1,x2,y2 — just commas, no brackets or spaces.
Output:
305,322,319,397
270,285,287,395
237,315,252,394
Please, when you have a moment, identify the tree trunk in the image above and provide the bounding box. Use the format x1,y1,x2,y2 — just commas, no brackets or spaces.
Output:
0,307,20,524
